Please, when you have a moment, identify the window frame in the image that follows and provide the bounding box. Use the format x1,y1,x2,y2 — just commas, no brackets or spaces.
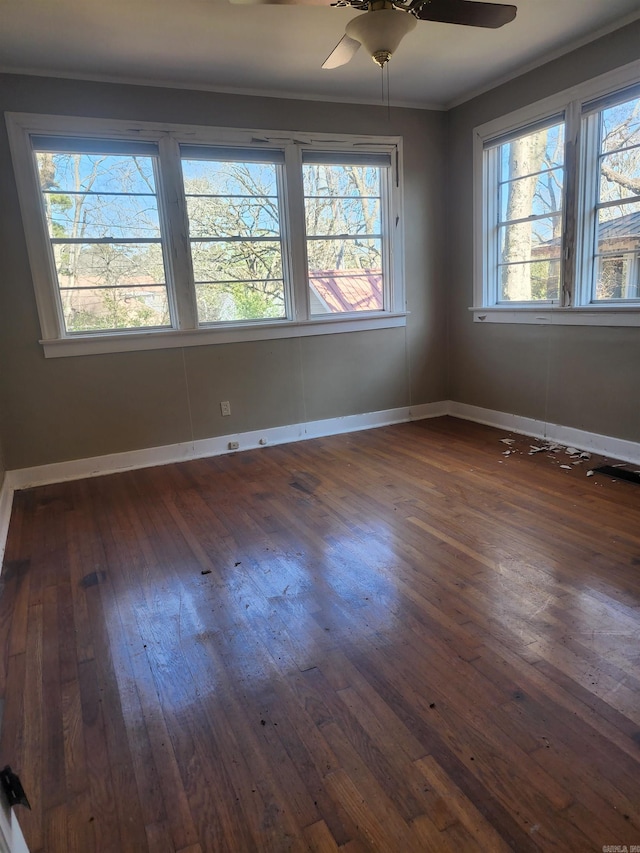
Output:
473,57,640,326
6,113,406,357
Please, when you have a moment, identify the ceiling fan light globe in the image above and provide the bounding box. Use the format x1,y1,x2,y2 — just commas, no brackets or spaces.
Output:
345,8,417,63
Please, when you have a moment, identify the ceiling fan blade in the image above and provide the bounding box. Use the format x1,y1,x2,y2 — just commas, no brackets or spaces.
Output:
415,0,516,28
322,34,361,69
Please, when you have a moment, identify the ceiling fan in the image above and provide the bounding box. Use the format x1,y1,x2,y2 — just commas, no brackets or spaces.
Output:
230,0,517,69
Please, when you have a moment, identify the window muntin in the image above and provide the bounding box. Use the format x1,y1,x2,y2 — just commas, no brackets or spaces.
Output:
592,93,640,302
33,139,172,334
490,120,565,303
302,156,387,315
181,150,287,324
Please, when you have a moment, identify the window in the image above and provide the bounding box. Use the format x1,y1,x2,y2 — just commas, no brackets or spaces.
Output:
485,119,565,305
302,153,389,316
180,147,287,324
33,137,172,334
7,115,405,356
474,61,640,325
582,90,640,303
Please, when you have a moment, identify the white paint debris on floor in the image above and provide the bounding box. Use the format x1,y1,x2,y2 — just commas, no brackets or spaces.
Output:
497,435,596,477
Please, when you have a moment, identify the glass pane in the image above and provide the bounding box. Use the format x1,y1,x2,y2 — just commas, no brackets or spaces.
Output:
305,197,381,237
499,215,562,264
190,240,283,284
594,256,639,300
182,158,284,324
600,96,640,154
195,281,286,323
185,196,279,239
60,285,170,332
306,238,382,273
303,164,381,198
499,260,561,302
35,152,157,195
599,150,640,203
182,159,279,197
500,167,564,222
597,201,640,253
43,193,161,240
499,123,565,181
53,242,166,289
309,272,383,314
34,147,171,334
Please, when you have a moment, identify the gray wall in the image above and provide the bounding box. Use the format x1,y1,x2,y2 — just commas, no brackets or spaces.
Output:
0,74,447,469
447,20,640,442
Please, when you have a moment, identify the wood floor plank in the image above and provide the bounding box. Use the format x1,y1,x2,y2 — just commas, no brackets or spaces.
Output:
1,417,640,851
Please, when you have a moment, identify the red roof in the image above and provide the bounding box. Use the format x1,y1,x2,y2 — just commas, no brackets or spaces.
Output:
309,269,383,313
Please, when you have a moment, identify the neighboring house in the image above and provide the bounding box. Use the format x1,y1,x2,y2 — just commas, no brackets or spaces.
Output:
308,269,383,314
596,210,640,298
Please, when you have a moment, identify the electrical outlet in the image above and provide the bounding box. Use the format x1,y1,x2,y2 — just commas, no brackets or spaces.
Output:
228,441,239,450
220,401,231,417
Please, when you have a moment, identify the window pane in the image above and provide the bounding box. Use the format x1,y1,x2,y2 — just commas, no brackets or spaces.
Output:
42,192,161,240
599,150,640,203
309,272,383,314
186,197,279,239
600,96,640,154
182,159,279,197
33,146,171,334
305,196,380,237
195,282,286,323
594,256,639,300
36,151,157,195
499,123,565,180
189,240,283,284
306,238,382,272
499,167,564,222
597,201,640,251
60,286,170,333
499,260,561,302
303,164,381,197
182,158,285,324
53,242,167,288
593,201,640,301
499,215,563,265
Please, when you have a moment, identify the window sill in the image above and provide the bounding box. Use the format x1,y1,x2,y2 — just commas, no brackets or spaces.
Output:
470,306,640,327
41,313,407,358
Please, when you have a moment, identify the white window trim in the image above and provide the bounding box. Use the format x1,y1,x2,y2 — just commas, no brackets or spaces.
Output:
472,57,640,326
6,113,406,357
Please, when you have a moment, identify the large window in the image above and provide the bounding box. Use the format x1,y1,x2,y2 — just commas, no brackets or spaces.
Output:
7,115,404,356
475,64,640,324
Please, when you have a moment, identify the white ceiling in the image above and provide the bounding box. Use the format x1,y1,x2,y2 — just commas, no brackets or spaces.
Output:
1,0,639,109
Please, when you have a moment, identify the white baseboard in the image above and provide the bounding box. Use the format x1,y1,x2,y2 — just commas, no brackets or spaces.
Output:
1,398,639,568
6,400,448,492
448,401,640,467
0,477,15,567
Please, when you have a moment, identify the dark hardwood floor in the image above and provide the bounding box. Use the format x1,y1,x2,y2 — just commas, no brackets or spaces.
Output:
1,416,639,852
